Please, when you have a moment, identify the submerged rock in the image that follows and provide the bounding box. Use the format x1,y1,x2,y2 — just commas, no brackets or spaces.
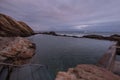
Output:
0,37,35,65
0,13,34,37
55,64,120,80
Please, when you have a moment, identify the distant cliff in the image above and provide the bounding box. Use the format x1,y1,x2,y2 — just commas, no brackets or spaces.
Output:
0,13,34,37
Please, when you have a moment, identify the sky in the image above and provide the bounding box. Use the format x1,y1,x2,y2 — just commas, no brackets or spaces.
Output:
0,0,120,32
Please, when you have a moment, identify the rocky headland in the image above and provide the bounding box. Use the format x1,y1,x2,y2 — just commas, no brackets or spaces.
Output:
0,13,36,80
36,31,120,42
0,13,34,37
0,13,36,65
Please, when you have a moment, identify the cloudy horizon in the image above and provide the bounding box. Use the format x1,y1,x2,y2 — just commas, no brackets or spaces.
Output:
0,0,120,32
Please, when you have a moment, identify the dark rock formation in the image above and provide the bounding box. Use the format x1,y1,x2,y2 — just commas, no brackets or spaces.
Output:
39,31,58,36
0,37,36,65
110,34,120,38
0,13,34,37
83,35,104,39
83,34,120,42
55,64,120,80
36,31,82,38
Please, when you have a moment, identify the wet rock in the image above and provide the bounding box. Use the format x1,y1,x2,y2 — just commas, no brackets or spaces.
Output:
83,34,120,46
55,64,120,80
0,37,35,65
83,34,120,42
0,13,34,37
83,35,104,39
40,31,58,36
110,34,120,38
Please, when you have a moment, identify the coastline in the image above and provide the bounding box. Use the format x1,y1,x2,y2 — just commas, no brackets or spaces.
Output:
0,13,120,80
34,31,120,42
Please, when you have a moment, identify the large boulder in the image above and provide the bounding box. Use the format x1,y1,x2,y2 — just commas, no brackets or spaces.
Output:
55,64,120,80
0,37,35,65
0,13,34,37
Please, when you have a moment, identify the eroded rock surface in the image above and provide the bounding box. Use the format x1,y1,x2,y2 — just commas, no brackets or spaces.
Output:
55,64,120,80
0,37,35,65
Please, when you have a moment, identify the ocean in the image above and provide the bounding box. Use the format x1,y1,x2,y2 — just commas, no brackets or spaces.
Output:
55,31,120,37
0,32,116,80
29,33,115,78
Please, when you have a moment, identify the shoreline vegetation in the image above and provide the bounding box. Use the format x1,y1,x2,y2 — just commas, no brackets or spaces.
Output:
0,13,120,80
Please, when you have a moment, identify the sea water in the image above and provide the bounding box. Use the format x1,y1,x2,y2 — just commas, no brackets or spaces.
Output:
29,34,114,78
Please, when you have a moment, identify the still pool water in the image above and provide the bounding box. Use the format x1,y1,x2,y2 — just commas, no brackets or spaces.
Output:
28,34,114,78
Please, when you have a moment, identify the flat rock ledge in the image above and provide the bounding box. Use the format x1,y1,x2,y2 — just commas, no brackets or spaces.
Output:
0,37,35,65
55,64,120,80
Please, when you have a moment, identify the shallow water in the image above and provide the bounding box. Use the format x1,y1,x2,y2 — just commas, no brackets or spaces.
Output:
29,34,114,78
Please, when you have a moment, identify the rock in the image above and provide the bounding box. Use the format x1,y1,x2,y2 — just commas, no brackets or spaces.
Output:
83,34,120,42
110,34,120,38
84,34,113,41
0,37,35,65
55,64,120,80
48,31,57,35
0,13,34,37
83,34,120,46
41,31,57,36
83,35,104,39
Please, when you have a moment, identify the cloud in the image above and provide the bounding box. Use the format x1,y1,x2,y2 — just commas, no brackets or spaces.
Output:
0,0,120,31
74,25,89,29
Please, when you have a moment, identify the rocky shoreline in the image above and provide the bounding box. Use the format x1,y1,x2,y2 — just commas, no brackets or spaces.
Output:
55,64,120,80
0,13,36,64
83,34,120,41
0,13,120,80
35,31,120,42
34,31,82,38
0,13,36,80
83,34,120,46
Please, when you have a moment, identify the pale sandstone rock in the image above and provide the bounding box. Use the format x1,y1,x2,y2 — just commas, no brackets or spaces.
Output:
56,64,120,80
0,37,35,64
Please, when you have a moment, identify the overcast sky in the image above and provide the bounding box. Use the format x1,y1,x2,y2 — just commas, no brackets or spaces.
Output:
0,0,120,32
